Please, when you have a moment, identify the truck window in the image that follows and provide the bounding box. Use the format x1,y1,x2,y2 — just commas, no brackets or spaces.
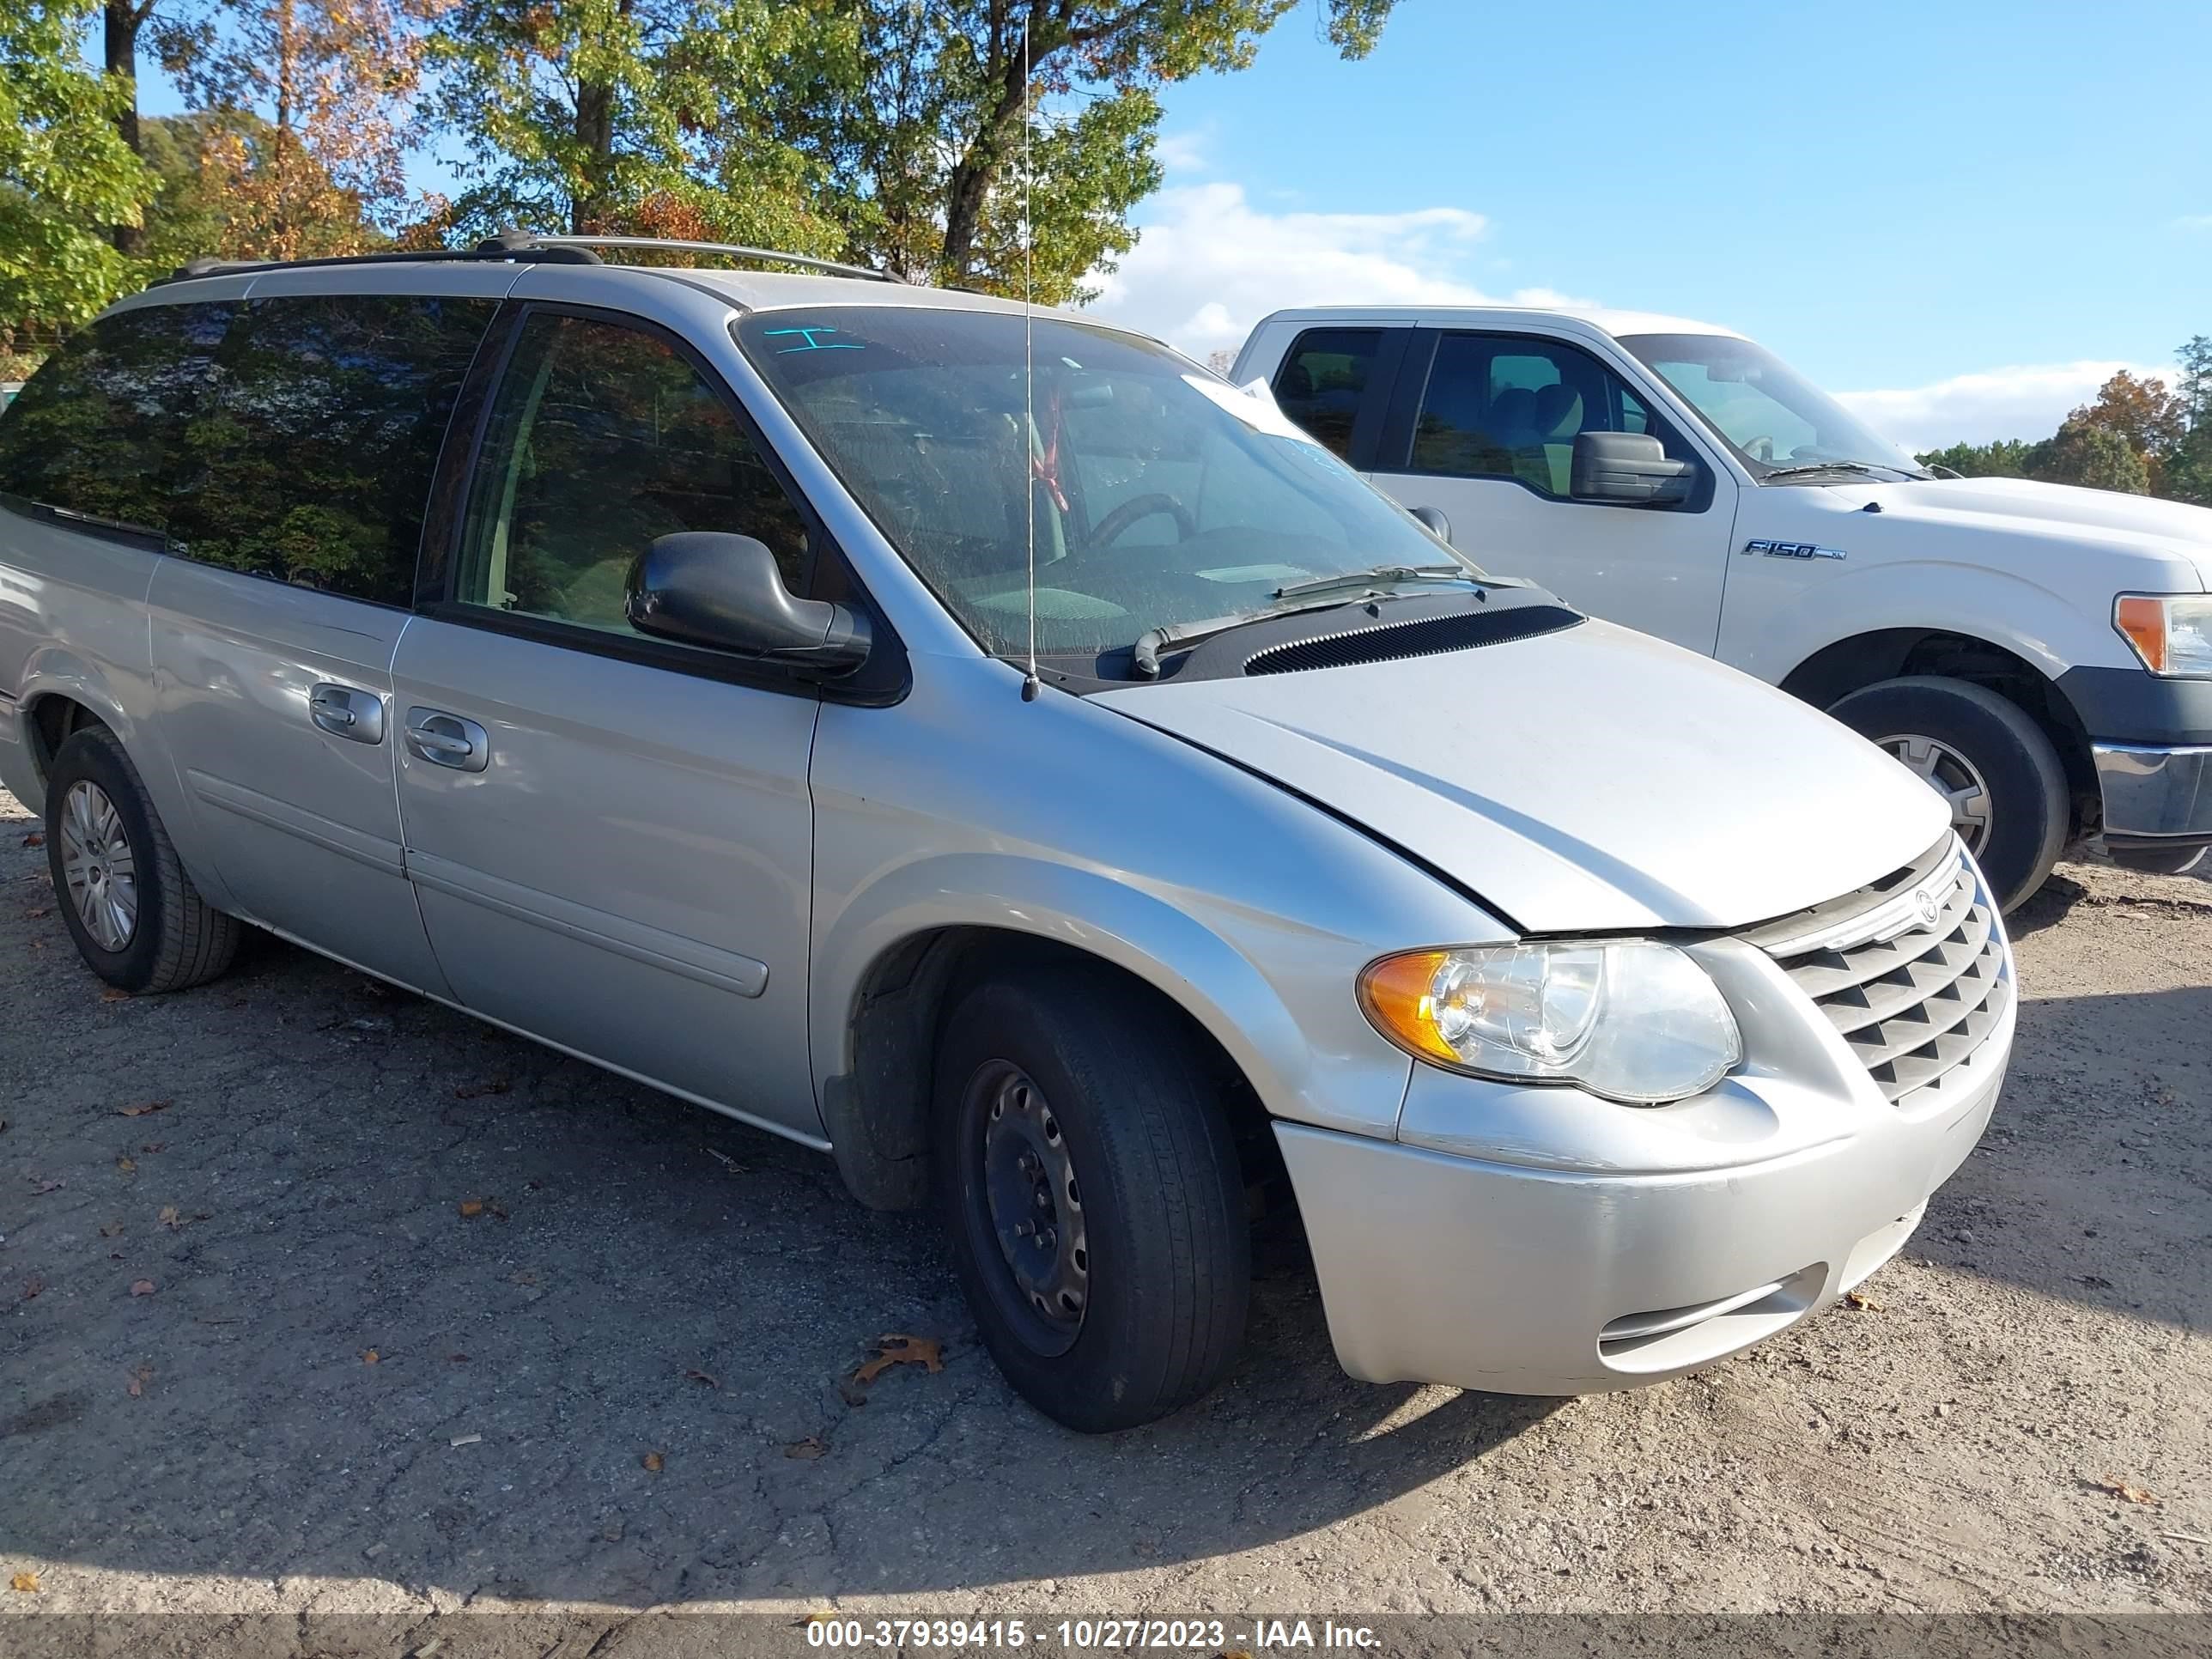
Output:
1407,333,1691,497
187,293,495,606
0,303,236,545
1270,329,1382,460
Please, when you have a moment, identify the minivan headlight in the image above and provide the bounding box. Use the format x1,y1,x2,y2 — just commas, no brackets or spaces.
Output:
1358,942,1741,1105
2114,593,2212,678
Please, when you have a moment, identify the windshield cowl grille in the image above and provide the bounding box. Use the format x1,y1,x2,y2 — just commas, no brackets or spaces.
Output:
1241,605,1581,677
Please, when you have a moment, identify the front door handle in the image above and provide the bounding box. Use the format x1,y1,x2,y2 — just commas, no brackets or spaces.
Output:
404,708,490,773
309,683,386,744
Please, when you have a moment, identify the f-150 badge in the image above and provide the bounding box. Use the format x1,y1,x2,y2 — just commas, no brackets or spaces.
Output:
1742,538,1846,560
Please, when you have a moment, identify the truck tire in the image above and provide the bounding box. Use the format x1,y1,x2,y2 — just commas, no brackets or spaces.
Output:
933,962,1249,1432
44,726,242,994
1828,676,2068,914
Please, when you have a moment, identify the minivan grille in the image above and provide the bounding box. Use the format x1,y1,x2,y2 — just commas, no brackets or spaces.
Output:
1241,605,1581,676
1744,837,2010,1109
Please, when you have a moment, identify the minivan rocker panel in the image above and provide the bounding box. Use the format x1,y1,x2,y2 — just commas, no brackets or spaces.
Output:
0,247,2013,1430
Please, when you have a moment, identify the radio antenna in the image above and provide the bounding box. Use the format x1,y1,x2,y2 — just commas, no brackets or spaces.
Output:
1018,17,1041,703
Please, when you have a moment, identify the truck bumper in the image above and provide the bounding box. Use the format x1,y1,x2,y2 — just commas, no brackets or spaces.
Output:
2094,741,2212,848
1275,988,2010,1396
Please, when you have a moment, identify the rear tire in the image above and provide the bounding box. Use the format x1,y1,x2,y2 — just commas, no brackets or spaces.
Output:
45,726,241,994
933,963,1249,1432
1829,675,2068,914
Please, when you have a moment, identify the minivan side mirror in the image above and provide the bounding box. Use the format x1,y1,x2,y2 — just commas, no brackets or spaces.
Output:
1571,432,1696,506
627,532,871,672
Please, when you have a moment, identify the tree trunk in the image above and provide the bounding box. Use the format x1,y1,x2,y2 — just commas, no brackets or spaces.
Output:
573,79,615,234
940,9,1048,282
104,0,143,255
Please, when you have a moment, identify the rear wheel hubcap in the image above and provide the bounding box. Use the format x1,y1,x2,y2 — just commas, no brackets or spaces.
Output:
58,781,139,951
1877,732,1993,852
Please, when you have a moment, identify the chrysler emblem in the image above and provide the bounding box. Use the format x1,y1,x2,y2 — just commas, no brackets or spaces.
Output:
1914,888,1939,926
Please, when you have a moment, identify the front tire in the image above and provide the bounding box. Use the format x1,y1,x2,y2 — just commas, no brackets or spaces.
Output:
45,726,241,994
1828,676,2069,913
934,963,1249,1432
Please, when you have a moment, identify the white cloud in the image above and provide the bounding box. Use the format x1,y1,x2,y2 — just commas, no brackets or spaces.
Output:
1085,180,1593,361
1152,127,1212,175
1834,361,2177,451
2173,214,2212,233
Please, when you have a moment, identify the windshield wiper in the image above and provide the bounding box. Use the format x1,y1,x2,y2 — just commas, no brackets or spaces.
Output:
1759,459,1930,483
1131,567,1480,679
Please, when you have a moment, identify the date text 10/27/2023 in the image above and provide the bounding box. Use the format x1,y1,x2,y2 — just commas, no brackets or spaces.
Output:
805,1618,1382,1652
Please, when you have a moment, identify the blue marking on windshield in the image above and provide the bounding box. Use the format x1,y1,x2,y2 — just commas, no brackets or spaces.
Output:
763,326,865,353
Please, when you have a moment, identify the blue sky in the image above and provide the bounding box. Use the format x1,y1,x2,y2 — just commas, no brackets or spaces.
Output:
132,1,2209,447
1087,0,2211,446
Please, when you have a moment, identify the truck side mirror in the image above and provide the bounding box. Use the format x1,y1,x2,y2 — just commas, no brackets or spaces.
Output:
1408,504,1452,541
1571,432,1696,506
627,532,871,672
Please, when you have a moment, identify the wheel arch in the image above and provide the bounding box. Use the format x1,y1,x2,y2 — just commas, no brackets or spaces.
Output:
1780,628,2099,828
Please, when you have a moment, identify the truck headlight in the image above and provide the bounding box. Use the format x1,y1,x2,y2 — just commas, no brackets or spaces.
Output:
1358,941,1741,1105
2114,594,2212,678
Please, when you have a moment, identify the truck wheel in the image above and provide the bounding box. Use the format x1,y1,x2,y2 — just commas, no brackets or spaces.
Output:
44,726,241,994
933,963,1249,1432
1828,676,2067,913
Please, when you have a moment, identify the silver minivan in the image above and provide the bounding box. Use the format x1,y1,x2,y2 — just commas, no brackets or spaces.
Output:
0,239,2014,1430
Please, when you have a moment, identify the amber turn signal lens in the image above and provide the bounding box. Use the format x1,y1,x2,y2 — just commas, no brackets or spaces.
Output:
1356,950,1461,1066
2115,596,2168,673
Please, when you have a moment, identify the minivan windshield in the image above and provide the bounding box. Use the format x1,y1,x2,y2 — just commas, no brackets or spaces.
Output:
1619,332,1929,481
735,307,1478,664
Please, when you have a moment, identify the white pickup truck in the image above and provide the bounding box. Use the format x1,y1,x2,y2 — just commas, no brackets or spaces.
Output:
1233,307,2212,908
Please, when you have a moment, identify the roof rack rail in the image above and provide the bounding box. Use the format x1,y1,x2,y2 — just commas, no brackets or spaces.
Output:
512,234,894,283
152,230,890,289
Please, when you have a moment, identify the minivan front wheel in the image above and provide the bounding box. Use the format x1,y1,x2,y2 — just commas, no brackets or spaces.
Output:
934,964,1249,1431
1828,676,2068,913
44,726,241,994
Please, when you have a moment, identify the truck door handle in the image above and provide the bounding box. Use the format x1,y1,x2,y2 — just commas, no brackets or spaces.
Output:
404,708,489,773
309,683,386,744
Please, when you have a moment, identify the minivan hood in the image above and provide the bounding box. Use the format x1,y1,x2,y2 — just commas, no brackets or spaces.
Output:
1094,618,1948,934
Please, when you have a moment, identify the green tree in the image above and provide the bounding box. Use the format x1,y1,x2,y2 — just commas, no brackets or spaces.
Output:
428,0,844,249
0,0,153,349
776,0,1403,300
1916,438,2036,478
2168,336,2212,507
2024,417,2151,495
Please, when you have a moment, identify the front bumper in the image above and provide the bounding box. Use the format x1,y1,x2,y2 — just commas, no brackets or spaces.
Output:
1277,927,2013,1396
2093,742,2212,847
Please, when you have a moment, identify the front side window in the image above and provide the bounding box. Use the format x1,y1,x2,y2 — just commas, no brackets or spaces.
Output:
188,294,495,605
735,307,1466,665
1619,332,1923,477
1407,333,1693,497
0,303,236,540
453,312,811,634
1271,328,1381,459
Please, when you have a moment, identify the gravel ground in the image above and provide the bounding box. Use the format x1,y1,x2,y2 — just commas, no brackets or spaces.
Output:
1,779,2208,1641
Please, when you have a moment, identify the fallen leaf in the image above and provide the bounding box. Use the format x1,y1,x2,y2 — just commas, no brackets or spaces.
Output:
453,1079,512,1100
21,830,44,848
852,1333,945,1388
115,1157,136,1175
99,1223,123,1238
783,1436,827,1460
682,1368,720,1389
117,1100,171,1117
31,1179,63,1195
127,1366,152,1398
9,1571,37,1593
2094,1477,2161,1507
1845,1289,1882,1311
158,1206,179,1229
23,907,49,920
20,1278,42,1301
361,1348,380,1365
641,1451,664,1473
100,988,131,1003
129,1279,155,1297
458,1200,484,1218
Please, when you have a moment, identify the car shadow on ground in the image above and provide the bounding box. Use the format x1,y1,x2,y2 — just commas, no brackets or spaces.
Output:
2,926,1563,1607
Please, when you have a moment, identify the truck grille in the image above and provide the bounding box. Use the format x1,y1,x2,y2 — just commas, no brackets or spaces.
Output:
1743,836,2011,1109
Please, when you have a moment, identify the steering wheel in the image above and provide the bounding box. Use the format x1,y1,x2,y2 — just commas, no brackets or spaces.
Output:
1091,492,1196,547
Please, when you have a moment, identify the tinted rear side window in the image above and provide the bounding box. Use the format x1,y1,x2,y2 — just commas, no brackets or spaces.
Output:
1271,328,1381,460
190,294,495,605
0,303,236,540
